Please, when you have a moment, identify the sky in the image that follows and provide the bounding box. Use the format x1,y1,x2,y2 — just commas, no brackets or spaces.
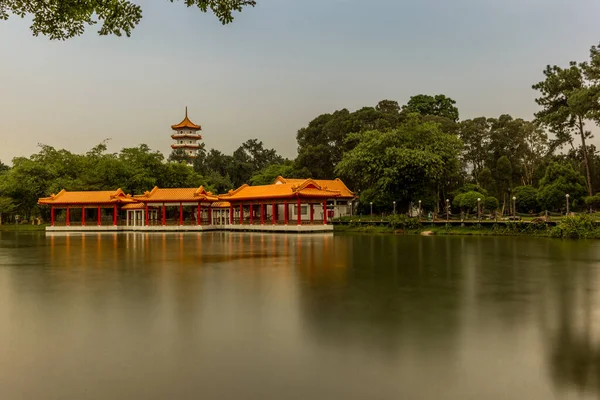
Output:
0,0,599,164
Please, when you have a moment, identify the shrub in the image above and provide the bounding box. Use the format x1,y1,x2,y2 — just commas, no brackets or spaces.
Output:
512,186,539,213
550,214,597,239
483,196,499,213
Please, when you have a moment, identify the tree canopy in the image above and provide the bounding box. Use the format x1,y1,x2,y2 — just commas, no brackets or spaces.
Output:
0,0,256,39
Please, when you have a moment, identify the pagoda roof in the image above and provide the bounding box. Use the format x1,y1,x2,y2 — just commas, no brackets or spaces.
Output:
133,186,218,203
38,188,136,206
273,177,355,198
219,178,347,202
171,107,201,130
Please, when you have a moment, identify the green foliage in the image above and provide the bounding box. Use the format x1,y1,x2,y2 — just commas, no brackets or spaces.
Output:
0,0,255,39
477,168,493,191
402,94,459,122
249,162,310,186
0,196,16,224
584,194,600,210
512,186,539,213
335,115,462,210
550,214,598,239
495,156,512,189
533,55,600,196
537,162,587,211
295,100,405,180
453,191,485,212
452,184,488,197
388,215,421,230
483,196,499,212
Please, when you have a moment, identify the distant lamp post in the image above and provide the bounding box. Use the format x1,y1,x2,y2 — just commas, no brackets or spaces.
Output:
370,202,373,217
446,199,450,222
566,194,570,215
393,201,396,215
512,196,516,219
418,200,422,219
477,198,481,222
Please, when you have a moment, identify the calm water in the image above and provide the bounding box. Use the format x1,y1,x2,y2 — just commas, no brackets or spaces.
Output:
1,232,600,399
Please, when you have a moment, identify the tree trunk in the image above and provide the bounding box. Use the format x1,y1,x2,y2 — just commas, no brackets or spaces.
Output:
579,117,594,196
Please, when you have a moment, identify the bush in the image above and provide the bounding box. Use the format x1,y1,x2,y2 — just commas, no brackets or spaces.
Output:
453,191,485,213
388,215,421,230
512,186,539,213
584,194,600,211
483,196,499,213
550,214,598,239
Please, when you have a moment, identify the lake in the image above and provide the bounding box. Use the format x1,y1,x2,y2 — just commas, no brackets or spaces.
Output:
1,231,599,399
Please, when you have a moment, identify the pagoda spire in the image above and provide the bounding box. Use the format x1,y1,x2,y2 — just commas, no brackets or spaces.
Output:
185,106,188,119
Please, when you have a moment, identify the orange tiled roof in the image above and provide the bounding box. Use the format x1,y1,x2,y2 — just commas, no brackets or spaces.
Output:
134,186,218,203
171,107,201,130
122,203,146,210
273,176,355,198
211,201,231,208
219,179,344,201
38,189,136,206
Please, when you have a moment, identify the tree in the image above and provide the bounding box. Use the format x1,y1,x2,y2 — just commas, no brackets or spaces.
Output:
512,186,539,213
0,160,8,173
495,156,512,214
295,100,408,179
168,149,191,164
453,191,485,216
537,162,586,211
0,196,16,224
533,61,599,196
0,0,256,40
459,117,490,179
483,196,499,213
249,162,310,186
477,168,493,191
335,116,462,211
584,194,600,211
402,94,459,122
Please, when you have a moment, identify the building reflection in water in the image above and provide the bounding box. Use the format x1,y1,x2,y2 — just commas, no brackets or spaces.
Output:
5,232,600,399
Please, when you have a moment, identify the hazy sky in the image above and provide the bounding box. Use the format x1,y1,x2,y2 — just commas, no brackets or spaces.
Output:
0,0,599,164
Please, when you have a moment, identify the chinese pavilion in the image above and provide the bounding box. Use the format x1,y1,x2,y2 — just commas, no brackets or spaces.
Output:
38,177,356,233
171,107,202,161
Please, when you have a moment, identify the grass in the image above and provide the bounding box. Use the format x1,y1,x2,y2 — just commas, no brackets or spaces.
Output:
0,224,48,232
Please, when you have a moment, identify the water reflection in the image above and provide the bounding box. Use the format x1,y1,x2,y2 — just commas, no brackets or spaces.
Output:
2,232,600,399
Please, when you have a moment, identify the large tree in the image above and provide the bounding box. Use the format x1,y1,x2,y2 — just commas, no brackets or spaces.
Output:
533,61,599,196
402,94,460,122
0,0,256,39
335,115,462,212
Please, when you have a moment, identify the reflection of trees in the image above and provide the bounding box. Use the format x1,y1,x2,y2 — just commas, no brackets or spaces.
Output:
539,240,600,397
294,234,464,355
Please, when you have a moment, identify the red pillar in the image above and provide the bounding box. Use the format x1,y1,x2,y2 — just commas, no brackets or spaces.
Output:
249,203,254,225
179,203,183,226
272,202,276,225
208,206,212,225
323,200,327,225
260,203,265,225
197,203,201,226
81,207,85,226
162,204,166,226
50,206,55,227
97,206,101,226
284,201,289,225
297,198,302,226
113,204,118,226
229,204,234,225
239,203,243,225
310,203,314,224
145,204,149,226
66,207,70,227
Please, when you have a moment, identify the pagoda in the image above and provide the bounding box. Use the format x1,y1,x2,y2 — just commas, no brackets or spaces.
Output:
171,107,202,160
